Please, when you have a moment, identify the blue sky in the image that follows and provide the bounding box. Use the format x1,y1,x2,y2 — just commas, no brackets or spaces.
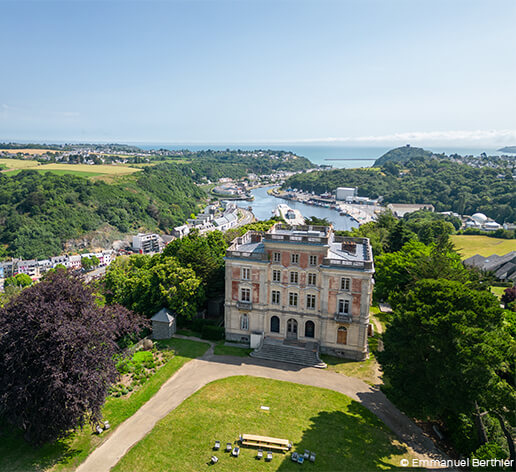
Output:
1,0,515,145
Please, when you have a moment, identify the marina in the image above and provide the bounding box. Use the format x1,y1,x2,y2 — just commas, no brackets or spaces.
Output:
238,186,360,231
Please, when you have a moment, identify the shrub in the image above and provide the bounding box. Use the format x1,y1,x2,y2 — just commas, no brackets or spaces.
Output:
201,325,225,341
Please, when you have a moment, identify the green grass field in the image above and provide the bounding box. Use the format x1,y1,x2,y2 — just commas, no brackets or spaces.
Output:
214,341,253,357
0,159,142,179
0,338,209,472
450,235,516,259
322,335,380,386
113,376,415,472
490,286,509,300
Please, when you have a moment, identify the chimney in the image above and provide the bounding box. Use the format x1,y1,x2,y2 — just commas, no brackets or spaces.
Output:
341,241,357,255
251,233,262,243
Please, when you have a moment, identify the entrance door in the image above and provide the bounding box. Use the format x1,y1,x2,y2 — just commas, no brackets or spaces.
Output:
337,326,348,345
287,318,298,339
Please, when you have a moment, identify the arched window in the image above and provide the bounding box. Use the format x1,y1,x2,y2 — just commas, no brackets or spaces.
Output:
337,326,347,345
240,314,248,331
270,315,280,333
305,320,315,338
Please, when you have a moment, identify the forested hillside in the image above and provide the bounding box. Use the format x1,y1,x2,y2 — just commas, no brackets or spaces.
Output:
374,145,435,166
284,158,516,223
172,150,314,181
0,164,205,259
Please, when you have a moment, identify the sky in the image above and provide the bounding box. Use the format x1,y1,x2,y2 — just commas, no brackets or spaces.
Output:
1,0,515,146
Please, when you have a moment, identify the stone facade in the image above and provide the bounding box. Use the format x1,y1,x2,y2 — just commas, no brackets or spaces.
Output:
224,224,374,360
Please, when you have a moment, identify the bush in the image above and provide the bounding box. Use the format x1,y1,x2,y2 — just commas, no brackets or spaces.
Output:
471,443,508,469
191,318,217,333
201,325,225,341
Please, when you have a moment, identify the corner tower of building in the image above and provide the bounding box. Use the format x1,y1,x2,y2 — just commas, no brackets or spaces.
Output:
224,223,374,360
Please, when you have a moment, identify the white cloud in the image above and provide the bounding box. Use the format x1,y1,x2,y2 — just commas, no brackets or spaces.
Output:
290,129,516,145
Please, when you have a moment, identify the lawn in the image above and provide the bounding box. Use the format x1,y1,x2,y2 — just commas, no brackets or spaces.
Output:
214,341,252,357
321,335,380,386
490,286,509,300
113,376,415,472
450,235,516,259
0,338,209,472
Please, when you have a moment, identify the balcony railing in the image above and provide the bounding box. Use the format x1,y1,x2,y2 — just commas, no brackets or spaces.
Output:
236,301,253,310
323,258,374,270
334,313,353,323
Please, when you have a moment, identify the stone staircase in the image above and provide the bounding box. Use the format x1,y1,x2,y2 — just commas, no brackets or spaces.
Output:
250,337,327,368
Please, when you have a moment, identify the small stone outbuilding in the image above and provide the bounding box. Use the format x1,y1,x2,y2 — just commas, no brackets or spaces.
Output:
151,308,176,340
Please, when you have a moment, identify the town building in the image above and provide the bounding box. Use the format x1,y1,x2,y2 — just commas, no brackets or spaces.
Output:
132,233,163,254
336,187,358,201
224,224,374,361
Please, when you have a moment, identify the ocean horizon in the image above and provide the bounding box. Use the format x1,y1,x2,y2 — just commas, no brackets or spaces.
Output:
2,139,513,169
136,143,512,168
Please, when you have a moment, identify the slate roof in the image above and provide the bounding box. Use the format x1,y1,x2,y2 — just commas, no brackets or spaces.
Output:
151,307,175,323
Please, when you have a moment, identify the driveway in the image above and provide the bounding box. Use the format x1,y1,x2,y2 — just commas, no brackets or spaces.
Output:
77,342,448,471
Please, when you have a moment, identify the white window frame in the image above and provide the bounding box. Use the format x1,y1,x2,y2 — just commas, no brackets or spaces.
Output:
338,299,350,314
309,255,317,266
307,273,317,286
273,252,281,263
291,253,299,264
289,292,298,307
272,269,281,283
240,288,251,302
341,277,351,291
290,271,299,284
241,267,250,280
271,290,280,305
306,294,316,309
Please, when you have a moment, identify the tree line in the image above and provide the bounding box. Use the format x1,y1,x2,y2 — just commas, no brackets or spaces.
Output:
284,157,516,223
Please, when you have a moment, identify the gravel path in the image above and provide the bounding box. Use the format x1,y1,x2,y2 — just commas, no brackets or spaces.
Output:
77,340,448,471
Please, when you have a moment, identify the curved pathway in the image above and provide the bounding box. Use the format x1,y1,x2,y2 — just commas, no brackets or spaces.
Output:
78,341,448,472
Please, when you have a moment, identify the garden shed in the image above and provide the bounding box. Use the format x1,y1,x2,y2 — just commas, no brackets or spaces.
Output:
151,308,176,340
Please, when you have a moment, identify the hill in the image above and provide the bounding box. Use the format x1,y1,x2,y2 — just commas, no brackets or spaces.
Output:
498,146,516,153
374,145,435,166
284,158,516,224
0,163,205,259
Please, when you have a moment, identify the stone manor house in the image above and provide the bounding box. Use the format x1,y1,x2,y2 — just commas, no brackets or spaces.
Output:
224,224,374,361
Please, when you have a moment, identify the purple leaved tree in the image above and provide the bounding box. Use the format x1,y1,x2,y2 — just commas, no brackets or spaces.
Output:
0,270,145,445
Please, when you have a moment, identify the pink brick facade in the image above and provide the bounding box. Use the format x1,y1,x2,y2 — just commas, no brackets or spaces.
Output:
224,225,374,360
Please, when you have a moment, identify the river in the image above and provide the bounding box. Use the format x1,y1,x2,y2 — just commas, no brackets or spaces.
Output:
237,186,359,231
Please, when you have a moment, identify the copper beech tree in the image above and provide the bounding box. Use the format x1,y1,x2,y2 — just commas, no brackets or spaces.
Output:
0,270,145,445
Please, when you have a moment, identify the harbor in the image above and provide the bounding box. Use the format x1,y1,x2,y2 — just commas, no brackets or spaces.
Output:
238,186,360,231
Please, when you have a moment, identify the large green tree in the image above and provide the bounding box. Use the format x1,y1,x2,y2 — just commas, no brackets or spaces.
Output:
378,279,515,457
104,254,204,318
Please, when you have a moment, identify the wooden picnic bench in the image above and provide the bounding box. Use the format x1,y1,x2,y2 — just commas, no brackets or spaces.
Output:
240,434,291,452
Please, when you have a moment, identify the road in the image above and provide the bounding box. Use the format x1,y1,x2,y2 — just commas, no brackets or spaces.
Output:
237,207,255,226
77,340,449,472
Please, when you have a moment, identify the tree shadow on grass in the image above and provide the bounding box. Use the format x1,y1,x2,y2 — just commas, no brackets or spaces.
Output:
0,420,82,472
276,407,409,471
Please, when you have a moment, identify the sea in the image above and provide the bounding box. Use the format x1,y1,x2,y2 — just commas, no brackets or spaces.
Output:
137,143,510,169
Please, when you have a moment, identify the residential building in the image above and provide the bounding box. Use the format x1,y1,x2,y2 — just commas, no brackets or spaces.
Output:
224,224,375,360
132,233,163,254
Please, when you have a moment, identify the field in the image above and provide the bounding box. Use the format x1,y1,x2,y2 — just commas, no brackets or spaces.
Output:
450,235,516,259
0,338,209,472
113,376,415,472
0,159,142,178
0,148,60,155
